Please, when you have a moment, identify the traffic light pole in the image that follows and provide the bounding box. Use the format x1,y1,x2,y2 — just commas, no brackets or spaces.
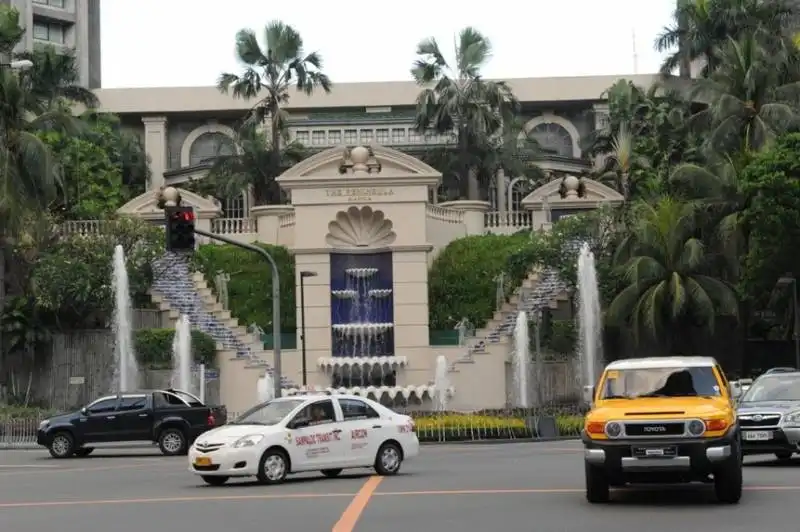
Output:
193,228,283,400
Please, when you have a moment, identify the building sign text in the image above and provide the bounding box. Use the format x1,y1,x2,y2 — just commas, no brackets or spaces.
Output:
326,187,394,202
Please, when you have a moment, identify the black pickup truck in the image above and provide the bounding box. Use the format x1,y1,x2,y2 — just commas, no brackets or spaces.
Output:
36,389,227,458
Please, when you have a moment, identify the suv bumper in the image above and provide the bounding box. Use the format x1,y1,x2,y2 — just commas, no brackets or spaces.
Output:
582,430,736,480
741,427,800,455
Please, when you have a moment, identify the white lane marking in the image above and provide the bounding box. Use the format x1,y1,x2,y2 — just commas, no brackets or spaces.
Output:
0,465,57,469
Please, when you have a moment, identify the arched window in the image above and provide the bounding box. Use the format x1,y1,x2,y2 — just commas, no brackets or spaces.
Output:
188,133,235,166
529,123,573,158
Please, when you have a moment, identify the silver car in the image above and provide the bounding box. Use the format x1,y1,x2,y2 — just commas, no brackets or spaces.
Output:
737,372,800,460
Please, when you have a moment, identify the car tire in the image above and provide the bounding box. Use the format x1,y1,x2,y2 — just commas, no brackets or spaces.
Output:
321,468,343,478
775,451,793,461
158,428,187,456
584,462,610,503
374,442,403,476
714,444,743,504
74,447,94,458
256,449,289,485
201,475,230,486
48,431,75,459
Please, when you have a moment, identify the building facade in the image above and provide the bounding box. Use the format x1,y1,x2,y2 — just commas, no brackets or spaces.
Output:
88,73,659,236
7,0,100,88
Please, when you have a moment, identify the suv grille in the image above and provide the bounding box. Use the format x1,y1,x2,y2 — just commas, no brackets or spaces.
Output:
739,414,781,427
624,422,685,437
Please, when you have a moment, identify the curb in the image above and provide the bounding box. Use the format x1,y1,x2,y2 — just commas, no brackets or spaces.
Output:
2,437,580,451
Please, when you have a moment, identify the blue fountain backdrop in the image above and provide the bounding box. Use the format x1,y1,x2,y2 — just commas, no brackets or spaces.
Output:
330,252,394,357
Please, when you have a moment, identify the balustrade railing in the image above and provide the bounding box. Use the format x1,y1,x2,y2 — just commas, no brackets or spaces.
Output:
212,217,257,234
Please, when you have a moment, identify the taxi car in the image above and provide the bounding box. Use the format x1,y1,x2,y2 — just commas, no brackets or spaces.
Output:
582,357,742,504
188,393,419,486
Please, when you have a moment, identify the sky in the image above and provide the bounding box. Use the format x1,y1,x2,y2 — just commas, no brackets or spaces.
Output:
100,0,677,89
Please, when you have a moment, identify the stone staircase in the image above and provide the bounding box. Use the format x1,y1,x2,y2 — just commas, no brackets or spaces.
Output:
149,252,295,388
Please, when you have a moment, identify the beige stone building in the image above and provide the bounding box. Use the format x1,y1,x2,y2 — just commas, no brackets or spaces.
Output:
74,74,646,413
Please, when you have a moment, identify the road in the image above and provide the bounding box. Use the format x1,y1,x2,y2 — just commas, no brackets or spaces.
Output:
1,441,799,531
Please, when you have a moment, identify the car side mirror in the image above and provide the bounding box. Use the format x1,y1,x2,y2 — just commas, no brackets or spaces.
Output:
80,407,87,416
582,385,595,404
289,418,310,430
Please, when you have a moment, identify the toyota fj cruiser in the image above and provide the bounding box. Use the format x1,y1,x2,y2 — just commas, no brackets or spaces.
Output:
582,356,742,504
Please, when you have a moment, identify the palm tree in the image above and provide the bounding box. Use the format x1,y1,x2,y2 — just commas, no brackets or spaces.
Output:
411,27,519,200
690,35,800,153
607,197,738,351
202,124,306,205
655,0,795,77
16,46,98,110
217,20,331,204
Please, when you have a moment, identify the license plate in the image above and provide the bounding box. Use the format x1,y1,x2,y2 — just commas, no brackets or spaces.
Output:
194,456,212,466
744,431,772,441
645,448,664,457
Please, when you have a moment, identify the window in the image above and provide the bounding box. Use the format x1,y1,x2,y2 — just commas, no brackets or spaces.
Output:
119,395,147,411
360,130,374,144
343,130,357,144
601,366,722,399
33,0,66,7
234,399,305,425
188,132,235,166
529,122,573,157
409,130,422,143
741,375,800,402
86,397,117,414
312,130,326,146
328,130,342,144
32,22,65,44
153,392,188,409
223,192,247,218
338,398,380,420
295,131,310,145
391,128,405,144
375,129,390,144
293,399,336,426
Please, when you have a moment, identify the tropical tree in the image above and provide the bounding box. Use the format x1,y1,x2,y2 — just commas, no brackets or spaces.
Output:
411,27,519,200
690,35,800,154
17,46,98,110
217,20,331,204
607,197,738,351
200,124,306,205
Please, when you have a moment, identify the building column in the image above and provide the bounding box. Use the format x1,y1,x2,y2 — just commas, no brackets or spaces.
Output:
496,168,507,214
142,116,168,191
591,104,610,169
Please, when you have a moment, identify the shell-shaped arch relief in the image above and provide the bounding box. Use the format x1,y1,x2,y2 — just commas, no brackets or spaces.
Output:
325,206,396,248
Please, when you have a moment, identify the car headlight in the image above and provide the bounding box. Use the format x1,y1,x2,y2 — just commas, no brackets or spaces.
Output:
687,419,706,436
232,434,265,448
39,420,49,429
782,410,800,427
605,421,622,438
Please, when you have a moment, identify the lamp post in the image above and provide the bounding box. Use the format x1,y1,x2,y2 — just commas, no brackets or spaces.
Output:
299,271,317,387
1,59,33,71
777,275,800,369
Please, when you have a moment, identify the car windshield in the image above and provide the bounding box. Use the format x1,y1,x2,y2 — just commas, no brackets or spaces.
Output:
231,399,306,425
600,366,721,399
740,376,800,402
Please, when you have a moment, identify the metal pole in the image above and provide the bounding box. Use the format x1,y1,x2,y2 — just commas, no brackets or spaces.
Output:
193,228,282,399
793,280,799,369
300,275,307,387
199,364,206,404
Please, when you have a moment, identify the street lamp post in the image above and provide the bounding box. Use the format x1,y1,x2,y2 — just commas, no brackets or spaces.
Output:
299,271,318,387
2,59,33,71
777,275,800,369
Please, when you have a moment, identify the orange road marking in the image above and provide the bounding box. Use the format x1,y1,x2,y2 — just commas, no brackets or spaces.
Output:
332,476,383,532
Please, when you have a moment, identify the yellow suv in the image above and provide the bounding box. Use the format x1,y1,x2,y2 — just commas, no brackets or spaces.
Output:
582,356,741,504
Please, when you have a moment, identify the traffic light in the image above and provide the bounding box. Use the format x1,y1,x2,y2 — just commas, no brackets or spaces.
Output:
165,206,196,251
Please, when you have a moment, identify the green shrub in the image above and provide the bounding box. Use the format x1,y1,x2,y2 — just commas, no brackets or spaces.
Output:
192,243,296,332
133,328,216,369
0,406,56,419
411,412,584,441
428,233,539,329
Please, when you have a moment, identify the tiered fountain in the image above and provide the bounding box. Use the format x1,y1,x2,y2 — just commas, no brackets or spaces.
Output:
331,266,394,358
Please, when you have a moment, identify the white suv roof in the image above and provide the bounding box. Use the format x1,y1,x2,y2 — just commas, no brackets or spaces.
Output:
606,356,717,371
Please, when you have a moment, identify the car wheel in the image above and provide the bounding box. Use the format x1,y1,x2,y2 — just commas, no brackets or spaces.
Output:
48,431,75,459
584,462,610,503
775,451,793,461
158,428,187,456
74,447,94,458
256,449,289,485
321,468,343,478
201,475,230,486
714,444,743,504
374,442,403,476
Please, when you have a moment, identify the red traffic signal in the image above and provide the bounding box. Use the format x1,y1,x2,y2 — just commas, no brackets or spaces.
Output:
165,206,196,251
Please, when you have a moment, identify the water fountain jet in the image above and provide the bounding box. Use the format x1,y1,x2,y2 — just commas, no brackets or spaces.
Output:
577,242,603,391
257,372,275,403
512,311,531,408
433,355,450,411
112,245,139,392
171,314,193,393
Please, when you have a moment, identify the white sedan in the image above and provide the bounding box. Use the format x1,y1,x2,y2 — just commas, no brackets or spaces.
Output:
188,394,419,486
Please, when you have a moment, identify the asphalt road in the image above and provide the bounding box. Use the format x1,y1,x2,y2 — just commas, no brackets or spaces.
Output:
1,441,800,532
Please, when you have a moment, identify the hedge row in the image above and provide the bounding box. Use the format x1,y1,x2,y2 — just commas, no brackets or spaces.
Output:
133,328,216,369
192,243,296,332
